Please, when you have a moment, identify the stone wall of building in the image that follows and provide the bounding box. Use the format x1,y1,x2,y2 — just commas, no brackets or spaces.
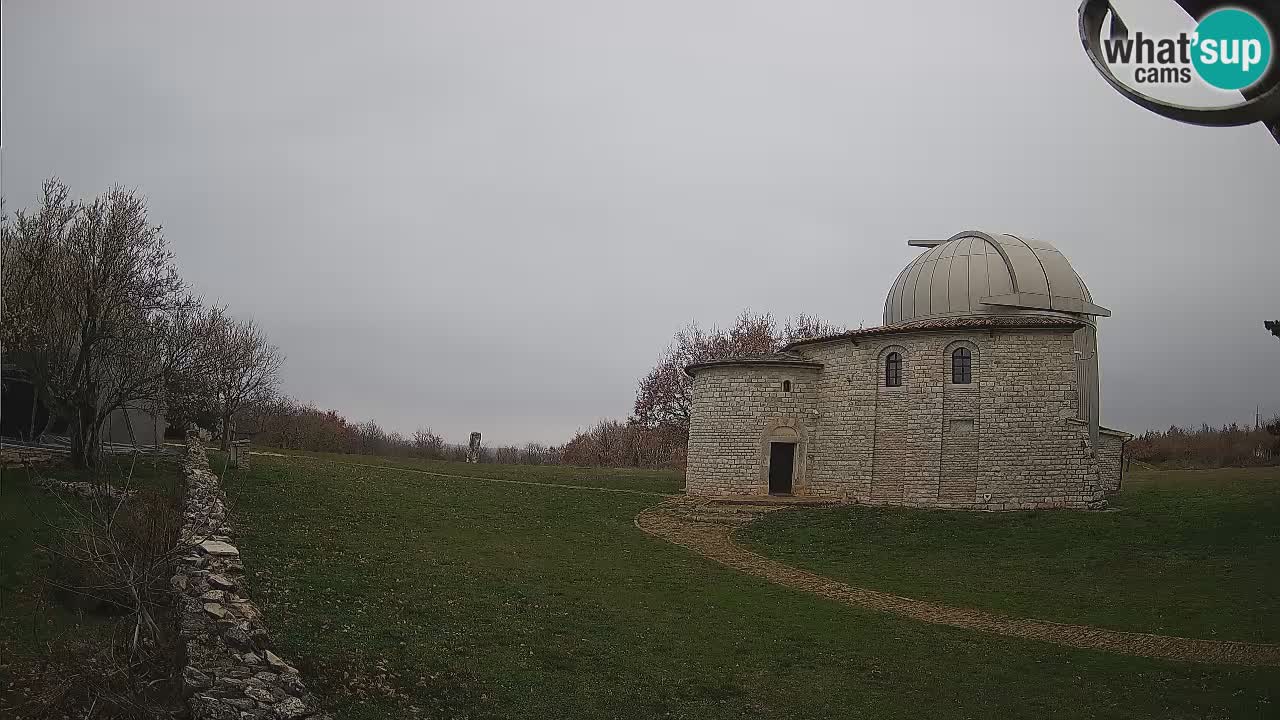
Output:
939,383,980,505
1097,428,1126,494
685,364,819,496
968,331,1102,509
173,438,329,720
686,327,1107,510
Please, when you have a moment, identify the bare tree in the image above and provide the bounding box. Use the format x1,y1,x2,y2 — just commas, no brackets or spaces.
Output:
159,304,225,437
1,181,76,439
782,313,844,345
353,419,386,455
633,309,843,433
413,427,445,458
1,180,200,469
205,312,284,450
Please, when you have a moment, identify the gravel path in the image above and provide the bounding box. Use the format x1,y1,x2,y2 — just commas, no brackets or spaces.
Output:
635,497,1280,667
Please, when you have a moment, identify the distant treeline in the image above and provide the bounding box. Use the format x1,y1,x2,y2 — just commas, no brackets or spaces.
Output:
1127,419,1280,468
238,398,685,469
240,397,1280,472
233,309,832,471
237,397,563,464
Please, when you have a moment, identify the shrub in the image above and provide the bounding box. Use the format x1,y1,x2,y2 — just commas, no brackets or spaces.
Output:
1127,420,1280,468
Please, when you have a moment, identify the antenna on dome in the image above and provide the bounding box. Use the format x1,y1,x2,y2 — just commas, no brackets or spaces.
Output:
907,238,947,248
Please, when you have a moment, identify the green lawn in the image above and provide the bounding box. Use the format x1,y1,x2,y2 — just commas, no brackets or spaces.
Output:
216,447,685,495
740,467,1280,644
223,455,1278,719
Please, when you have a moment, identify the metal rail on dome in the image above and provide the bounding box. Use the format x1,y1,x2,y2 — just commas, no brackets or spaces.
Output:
1078,0,1280,144
901,232,1112,318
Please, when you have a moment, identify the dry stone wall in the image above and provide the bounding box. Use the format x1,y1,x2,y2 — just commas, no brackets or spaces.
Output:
686,328,1111,510
173,438,329,720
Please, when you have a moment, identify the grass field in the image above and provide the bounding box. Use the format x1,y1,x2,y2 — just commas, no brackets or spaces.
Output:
739,467,1280,644
228,448,686,494
221,453,1279,719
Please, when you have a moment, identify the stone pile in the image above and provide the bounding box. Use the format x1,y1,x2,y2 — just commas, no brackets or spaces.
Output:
173,437,329,720
34,476,135,499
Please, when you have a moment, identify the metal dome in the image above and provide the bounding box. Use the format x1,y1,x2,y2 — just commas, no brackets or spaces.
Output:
883,231,1110,326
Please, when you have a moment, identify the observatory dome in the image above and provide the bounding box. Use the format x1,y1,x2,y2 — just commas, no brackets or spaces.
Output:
883,231,1110,327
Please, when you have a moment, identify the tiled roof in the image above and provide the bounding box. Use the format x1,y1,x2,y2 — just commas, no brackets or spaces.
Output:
683,315,1085,376
684,351,822,377
783,314,1085,350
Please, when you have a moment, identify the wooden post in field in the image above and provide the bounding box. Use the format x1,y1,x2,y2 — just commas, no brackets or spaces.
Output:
467,432,482,463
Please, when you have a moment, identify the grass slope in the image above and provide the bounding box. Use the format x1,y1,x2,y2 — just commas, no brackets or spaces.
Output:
232,448,685,495
739,467,1280,644
224,455,1277,719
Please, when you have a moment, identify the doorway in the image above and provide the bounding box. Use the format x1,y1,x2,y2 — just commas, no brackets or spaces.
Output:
768,442,796,495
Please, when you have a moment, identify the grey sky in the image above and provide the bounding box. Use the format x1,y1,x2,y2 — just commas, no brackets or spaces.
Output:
4,1,1278,445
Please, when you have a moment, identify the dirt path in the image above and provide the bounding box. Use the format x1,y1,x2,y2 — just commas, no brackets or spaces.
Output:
636,498,1280,667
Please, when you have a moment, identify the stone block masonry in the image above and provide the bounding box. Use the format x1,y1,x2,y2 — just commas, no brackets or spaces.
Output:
173,437,330,720
1097,428,1127,493
685,364,820,497
686,328,1120,510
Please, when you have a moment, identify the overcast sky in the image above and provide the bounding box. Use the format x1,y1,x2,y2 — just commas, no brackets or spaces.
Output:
4,1,1278,445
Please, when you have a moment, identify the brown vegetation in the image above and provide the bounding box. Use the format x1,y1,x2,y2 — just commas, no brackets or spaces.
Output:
1127,420,1280,468
632,310,842,431
241,396,560,463
560,419,687,470
576,310,844,469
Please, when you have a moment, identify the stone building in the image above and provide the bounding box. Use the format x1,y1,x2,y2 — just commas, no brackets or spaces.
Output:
684,230,1129,510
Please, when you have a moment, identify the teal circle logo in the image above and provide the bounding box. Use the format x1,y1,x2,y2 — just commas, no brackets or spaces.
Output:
1192,8,1272,90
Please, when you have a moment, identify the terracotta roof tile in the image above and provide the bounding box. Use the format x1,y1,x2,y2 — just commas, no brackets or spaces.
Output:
784,314,1085,350
684,351,822,377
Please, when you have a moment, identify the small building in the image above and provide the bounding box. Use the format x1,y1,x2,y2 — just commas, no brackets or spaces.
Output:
1,362,167,448
100,402,168,447
684,231,1128,510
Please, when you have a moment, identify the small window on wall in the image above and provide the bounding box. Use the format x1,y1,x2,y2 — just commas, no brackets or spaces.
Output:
782,380,792,393
885,352,902,387
952,347,972,384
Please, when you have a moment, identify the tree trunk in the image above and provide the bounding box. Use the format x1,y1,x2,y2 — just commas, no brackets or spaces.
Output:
153,396,162,451
220,412,232,451
27,384,40,440
70,404,101,470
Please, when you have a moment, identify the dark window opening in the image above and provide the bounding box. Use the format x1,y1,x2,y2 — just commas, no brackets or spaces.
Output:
952,347,972,384
884,352,902,387
782,380,791,393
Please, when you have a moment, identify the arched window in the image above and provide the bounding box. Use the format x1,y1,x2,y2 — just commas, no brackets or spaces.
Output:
952,347,972,384
884,352,902,387
782,380,792,393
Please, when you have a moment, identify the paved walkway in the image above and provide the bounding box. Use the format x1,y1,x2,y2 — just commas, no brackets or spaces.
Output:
635,497,1280,667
